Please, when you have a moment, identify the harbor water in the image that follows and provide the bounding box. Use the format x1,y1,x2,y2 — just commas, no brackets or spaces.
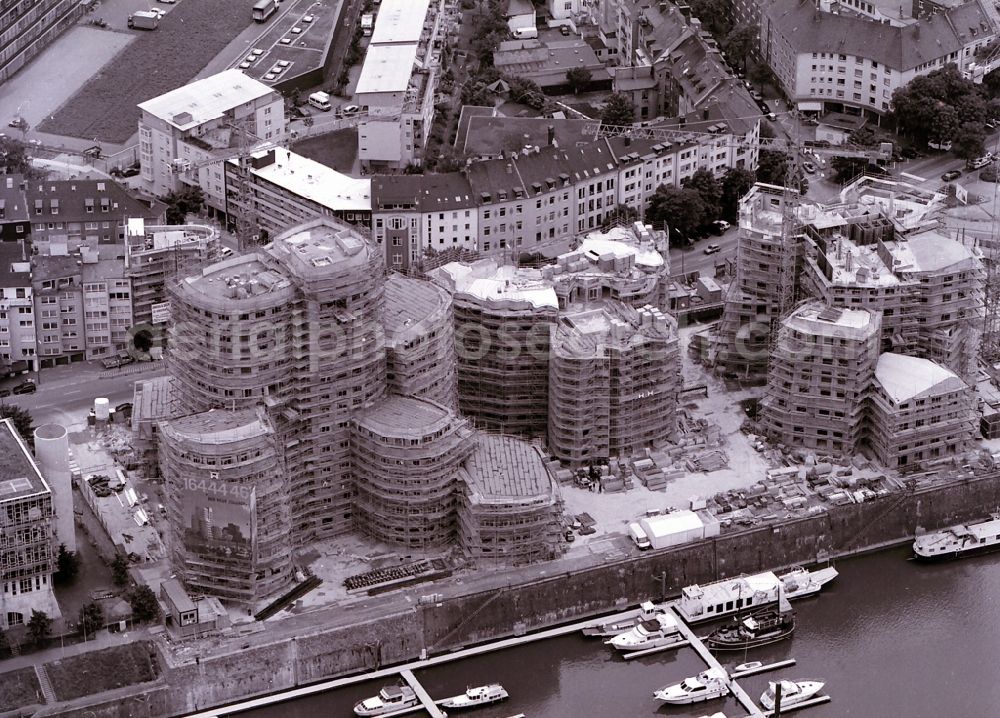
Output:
241,545,1000,717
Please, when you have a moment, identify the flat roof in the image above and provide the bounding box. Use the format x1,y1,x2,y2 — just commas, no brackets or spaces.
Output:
432,260,558,309
0,419,49,501
787,303,876,336
823,235,899,287
356,395,455,439
384,275,451,344
161,408,271,445
887,231,978,274
134,376,179,428
183,254,293,301
875,353,964,404
462,435,554,500
355,43,418,96
138,70,275,131
267,218,374,278
369,0,431,45
575,234,664,269
247,148,371,212
161,578,197,614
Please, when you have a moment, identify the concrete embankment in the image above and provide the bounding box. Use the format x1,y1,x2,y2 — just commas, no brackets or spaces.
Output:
47,471,1000,717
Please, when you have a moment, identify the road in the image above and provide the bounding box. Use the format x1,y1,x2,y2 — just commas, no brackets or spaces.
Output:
4,366,166,429
668,226,739,277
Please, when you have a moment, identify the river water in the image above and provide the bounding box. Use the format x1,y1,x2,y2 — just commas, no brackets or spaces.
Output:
242,545,1000,718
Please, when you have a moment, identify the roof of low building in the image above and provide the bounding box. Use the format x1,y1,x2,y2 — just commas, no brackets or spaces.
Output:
0,175,28,224
138,70,277,130
875,352,967,404
0,243,31,289
493,38,609,86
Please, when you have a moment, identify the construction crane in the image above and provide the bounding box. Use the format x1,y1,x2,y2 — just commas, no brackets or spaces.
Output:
168,121,287,251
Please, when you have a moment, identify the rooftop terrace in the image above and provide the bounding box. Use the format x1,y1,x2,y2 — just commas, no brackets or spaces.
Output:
0,419,48,502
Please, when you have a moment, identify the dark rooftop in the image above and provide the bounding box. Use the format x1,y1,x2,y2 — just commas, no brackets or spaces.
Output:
0,419,48,502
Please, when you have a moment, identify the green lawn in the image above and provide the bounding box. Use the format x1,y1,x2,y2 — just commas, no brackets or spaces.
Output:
46,642,161,701
292,128,358,173
38,2,255,144
0,667,42,712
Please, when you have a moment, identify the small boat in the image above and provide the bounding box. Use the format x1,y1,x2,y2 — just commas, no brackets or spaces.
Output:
607,613,680,651
706,607,794,651
653,667,728,704
760,679,825,710
733,661,763,673
353,685,418,716
440,684,509,709
582,601,668,637
913,514,1000,561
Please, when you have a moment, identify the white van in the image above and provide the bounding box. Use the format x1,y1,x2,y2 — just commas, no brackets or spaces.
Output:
308,91,331,111
628,522,651,550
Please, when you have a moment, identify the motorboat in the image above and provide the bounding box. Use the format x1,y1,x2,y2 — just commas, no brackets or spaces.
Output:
676,566,838,623
653,668,728,704
440,684,509,709
733,661,763,673
706,607,794,651
582,601,668,637
760,680,825,710
913,514,1000,561
607,613,680,651
353,685,418,716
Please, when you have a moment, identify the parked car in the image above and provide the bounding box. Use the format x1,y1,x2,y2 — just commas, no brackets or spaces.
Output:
342,104,360,115
102,356,122,370
710,220,730,235
941,169,962,182
560,25,571,35
703,243,722,255
967,156,992,170
11,380,36,395
803,161,817,174
0,389,10,398
218,247,234,258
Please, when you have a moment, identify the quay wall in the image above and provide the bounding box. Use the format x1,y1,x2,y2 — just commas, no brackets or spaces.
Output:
51,472,1000,716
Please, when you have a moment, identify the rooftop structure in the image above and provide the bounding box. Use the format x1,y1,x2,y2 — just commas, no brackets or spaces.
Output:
549,303,679,467
457,434,566,565
137,70,277,131
492,38,610,89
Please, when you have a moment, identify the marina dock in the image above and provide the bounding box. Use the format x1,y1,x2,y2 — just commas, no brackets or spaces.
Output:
668,605,766,718
399,669,445,718
761,695,832,715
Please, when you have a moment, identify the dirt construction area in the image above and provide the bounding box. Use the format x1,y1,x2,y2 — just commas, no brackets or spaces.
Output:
38,0,257,144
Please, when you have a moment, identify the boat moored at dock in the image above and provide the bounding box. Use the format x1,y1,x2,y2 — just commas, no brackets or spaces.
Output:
913,515,1000,561
353,685,418,716
607,613,680,651
760,680,825,710
676,566,838,624
581,601,668,637
653,668,728,704
440,684,509,709
706,607,795,651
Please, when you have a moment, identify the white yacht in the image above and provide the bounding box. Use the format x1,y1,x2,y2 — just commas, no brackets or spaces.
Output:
653,668,728,704
582,601,668,637
440,684,509,709
676,566,838,623
353,685,418,716
760,680,825,710
913,514,1000,561
607,613,680,651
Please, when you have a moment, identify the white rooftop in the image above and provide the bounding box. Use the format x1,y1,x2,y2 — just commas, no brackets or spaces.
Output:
244,147,371,211
788,304,875,335
824,235,899,287
886,231,979,274
138,70,275,131
434,260,558,309
369,0,432,45
641,510,704,537
875,352,963,404
355,43,418,96
576,233,664,268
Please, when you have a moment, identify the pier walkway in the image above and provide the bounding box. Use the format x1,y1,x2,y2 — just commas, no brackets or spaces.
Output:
399,670,445,718
669,605,766,718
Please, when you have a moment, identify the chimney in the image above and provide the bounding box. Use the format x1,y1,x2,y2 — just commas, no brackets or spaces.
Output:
547,124,556,146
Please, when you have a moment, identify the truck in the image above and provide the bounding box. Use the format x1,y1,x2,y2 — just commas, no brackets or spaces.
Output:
628,522,651,550
128,11,159,29
307,91,331,111
361,13,374,35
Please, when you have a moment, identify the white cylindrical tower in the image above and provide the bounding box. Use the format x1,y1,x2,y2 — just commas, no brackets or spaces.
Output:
94,398,110,422
33,423,75,553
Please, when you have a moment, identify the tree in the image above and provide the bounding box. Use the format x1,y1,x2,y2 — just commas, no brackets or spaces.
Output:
830,155,873,184
164,186,205,224
602,204,639,228
0,137,46,179
111,553,131,587
0,405,33,448
747,61,777,91
891,64,985,146
682,169,722,226
723,24,757,73
756,149,790,186
601,93,635,127
54,544,80,587
26,610,51,646
953,121,988,161
78,602,104,637
566,67,593,95
688,0,731,36
646,186,706,245
129,585,161,622
984,67,1000,99
133,328,153,353
720,167,756,222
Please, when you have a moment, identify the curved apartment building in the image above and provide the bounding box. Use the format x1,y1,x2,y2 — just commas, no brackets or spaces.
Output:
353,395,475,548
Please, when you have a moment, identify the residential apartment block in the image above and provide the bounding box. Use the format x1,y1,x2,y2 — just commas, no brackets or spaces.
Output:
0,242,35,372
137,70,286,218
0,0,83,84
0,176,30,243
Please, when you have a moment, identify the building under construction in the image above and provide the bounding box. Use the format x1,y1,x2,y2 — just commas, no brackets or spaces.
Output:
352,395,475,548
457,434,566,566
549,303,679,467
384,275,458,410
